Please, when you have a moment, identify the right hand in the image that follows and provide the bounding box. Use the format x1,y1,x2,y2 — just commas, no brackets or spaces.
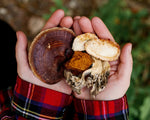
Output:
73,16,133,100
15,9,73,95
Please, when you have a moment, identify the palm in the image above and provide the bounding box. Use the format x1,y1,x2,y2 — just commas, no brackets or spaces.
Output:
94,60,129,100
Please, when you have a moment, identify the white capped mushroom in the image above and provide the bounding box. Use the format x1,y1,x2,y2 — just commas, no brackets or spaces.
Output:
72,33,98,51
85,38,120,61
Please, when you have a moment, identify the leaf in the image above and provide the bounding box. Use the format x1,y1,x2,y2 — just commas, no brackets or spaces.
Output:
140,96,150,120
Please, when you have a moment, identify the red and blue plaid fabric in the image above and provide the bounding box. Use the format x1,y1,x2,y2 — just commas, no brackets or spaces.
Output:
0,87,15,120
73,95,129,120
11,76,73,120
0,76,129,120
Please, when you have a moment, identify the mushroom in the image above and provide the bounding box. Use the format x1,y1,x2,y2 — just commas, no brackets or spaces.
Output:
85,38,120,61
29,27,75,84
64,57,110,97
72,33,98,51
64,70,86,94
64,33,120,98
87,60,110,98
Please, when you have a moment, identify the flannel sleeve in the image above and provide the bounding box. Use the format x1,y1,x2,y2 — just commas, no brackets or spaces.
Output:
73,95,129,120
0,87,15,120
11,76,73,120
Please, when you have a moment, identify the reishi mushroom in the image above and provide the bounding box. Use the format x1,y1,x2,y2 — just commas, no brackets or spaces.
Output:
29,27,75,84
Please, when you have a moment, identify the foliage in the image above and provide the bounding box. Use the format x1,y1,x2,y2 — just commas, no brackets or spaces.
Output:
92,0,150,119
140,96,150,120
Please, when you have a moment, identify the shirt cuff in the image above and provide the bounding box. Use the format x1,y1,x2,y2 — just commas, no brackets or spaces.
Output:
11,76,73,120
73,95,129,120
0,87,15,119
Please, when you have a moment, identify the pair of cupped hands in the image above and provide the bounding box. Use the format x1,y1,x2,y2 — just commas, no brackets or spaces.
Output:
16,9,133,100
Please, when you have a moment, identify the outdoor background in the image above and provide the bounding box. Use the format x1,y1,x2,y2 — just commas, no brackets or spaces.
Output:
0,0,150,119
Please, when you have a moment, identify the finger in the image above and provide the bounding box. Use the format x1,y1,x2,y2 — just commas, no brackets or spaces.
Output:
79,16,94,33
60,16,73,28
110,65,118,71
109,71,116,77
109,60,119,66
91,17,115,41
16,31,29,70
74,16,81,20
117,43,133,80
42,9,65,30
73,16,82,35
74,87,91,100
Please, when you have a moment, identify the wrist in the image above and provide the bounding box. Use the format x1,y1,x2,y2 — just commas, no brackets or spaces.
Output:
74,86,126,101
18,75,72,95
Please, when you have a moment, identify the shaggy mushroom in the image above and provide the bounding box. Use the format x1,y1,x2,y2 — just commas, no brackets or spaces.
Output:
86,60,110,98
29,27,75,84
64,57,110,97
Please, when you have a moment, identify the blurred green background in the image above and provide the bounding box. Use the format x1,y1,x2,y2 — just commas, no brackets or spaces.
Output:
1,0,150,119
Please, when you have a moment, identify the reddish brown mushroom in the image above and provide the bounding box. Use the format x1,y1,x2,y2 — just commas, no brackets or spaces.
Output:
29,27,75,84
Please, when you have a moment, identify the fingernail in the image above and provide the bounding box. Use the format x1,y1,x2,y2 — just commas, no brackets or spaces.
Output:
16,31,20,39
128,43,132,53
74,16,80,20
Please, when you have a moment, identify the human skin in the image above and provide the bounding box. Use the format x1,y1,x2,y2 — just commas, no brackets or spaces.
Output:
16,9,133,100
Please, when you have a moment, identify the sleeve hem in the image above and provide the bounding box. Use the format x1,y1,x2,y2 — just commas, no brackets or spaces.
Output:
11,76,73,119
73,95,129,119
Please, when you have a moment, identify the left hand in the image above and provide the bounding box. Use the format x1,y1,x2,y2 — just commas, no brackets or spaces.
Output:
16,9,73,95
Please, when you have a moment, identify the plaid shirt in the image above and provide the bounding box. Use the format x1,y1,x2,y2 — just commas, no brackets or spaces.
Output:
0,76,129,120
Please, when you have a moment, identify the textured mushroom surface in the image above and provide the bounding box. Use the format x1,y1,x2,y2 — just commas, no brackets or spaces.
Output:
72,33,98,51
65,51,93,72
85,39,120,61
29,27,75,84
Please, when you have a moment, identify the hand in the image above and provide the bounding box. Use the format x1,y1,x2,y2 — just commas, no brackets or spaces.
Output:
15,9,73,95
73,16,133,100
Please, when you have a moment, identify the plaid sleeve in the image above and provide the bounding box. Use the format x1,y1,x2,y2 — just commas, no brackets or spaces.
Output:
11,76,73,120
0,87,15,120
73,95,129,120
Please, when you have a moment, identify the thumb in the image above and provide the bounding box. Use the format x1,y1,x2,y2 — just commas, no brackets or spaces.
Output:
16,31,30,73
117,43,133,81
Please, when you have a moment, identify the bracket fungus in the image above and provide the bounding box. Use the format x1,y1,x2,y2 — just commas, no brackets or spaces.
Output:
29,27,75,84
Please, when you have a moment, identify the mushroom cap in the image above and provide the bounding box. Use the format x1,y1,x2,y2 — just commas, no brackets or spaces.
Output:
72,33,98,51
29,27,75,84
85,39,120,61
